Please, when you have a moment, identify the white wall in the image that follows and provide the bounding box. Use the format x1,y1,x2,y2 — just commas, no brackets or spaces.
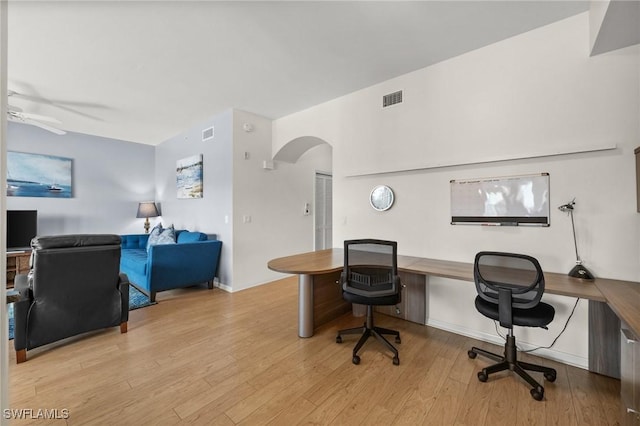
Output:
154,109,332,291
154,109,234,286
6,122,155,235
272,13,640,368
232,109,332,291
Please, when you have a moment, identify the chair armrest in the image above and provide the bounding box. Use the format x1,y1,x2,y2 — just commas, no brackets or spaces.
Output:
14,274,32,301
13,274,32,351
146,241,222,288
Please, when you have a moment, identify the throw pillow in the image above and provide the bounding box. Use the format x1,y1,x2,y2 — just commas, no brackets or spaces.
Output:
155,225,176,246
146,223,163,251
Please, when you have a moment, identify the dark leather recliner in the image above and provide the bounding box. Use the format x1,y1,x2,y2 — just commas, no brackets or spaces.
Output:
13,234,129,363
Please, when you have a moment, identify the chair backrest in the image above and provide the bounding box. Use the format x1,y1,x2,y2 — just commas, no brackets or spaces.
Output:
28,235,124,338
342,239,399,298
474,251,545,328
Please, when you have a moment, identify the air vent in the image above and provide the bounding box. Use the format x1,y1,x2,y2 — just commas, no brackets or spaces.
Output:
202,126,214,141
383,90,403,108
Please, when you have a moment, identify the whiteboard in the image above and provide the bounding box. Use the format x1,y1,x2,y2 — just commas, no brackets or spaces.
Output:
450,173,550,226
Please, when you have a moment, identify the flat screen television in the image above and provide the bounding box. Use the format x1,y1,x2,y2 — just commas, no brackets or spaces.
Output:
6,210,38,251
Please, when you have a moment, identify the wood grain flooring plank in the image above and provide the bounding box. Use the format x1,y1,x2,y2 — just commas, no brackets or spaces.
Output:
6,277,623,426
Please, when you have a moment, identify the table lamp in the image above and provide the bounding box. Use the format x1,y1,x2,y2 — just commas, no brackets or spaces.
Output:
558,198,594,280
136,202,159,234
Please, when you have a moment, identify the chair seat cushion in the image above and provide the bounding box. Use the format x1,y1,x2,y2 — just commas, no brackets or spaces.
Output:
475,296,555,328
343,291,400,306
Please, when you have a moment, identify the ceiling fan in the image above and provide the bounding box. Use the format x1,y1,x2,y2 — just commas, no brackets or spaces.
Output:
7,90,66,135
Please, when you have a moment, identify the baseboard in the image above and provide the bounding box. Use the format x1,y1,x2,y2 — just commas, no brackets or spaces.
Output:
213,281,233,293
426,318,588,371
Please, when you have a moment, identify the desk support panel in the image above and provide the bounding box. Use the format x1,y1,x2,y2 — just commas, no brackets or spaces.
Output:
589,300,621,379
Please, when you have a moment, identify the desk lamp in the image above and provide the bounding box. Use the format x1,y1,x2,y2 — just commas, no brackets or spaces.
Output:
136,202,159,234
558,198,594,280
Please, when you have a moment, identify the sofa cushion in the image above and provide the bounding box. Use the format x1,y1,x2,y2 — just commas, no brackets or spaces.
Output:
120,249,148,276
177,231,208,243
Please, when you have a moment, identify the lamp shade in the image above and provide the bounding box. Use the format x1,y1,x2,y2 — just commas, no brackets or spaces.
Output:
136,202,159,218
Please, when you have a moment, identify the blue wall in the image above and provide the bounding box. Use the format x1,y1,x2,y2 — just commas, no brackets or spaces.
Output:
6,122,156,235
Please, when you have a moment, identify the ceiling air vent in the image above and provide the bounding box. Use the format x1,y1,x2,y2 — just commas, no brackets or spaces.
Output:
202,126,214,141
383,90,403,108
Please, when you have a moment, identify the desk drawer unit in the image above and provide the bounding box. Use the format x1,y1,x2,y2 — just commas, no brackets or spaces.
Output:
621,325,640,425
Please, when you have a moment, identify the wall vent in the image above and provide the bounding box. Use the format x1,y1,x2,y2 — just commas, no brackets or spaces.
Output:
202,126,214,141
383,90,403,108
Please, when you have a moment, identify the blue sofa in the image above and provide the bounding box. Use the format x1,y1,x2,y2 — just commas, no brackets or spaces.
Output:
120,231,222,302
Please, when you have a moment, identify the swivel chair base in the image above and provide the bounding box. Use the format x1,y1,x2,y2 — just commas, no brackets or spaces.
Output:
468,334,556,401
336,305,401,365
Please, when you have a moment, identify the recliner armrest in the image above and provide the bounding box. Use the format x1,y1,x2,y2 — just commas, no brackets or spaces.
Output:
14,274,32,301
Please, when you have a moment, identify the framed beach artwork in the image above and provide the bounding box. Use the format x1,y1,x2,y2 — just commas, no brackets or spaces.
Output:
176,154,203,199
7,151,72,198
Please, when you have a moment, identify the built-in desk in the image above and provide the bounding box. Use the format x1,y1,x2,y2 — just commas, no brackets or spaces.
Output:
268,248,640,379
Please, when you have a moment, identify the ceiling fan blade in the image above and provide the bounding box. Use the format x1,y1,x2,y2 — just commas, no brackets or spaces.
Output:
8,114,66,135
24,118,66,135
16,111,61,124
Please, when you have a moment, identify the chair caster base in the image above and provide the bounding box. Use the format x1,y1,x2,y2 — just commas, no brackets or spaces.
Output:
530,387,544,401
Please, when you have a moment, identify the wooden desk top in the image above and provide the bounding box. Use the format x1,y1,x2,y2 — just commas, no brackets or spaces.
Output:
269,248,640,335
268,249,344,275
596,278,640,339
269,249,607,301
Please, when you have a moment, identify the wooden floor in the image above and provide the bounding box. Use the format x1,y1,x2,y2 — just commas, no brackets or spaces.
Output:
8,276,622,425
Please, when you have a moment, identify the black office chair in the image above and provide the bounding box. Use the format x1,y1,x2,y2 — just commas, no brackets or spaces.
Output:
468,251,557,401
336,239,402,365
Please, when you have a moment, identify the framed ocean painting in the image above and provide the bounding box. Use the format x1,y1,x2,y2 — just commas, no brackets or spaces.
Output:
176,154,203,199
7,151,72,198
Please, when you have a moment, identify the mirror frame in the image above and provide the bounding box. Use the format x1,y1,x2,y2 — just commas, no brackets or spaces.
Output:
369,185,395,211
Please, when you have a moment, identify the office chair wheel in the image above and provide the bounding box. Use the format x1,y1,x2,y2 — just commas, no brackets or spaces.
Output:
393,356,400,366
352,355,360,365
395,336,401,344
544,372,556,382
530,387,544,401
467,350,477,359
336,336,342,344
477,371,488,382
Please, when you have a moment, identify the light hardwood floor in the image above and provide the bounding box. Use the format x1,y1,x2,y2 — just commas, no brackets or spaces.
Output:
9,276,622,425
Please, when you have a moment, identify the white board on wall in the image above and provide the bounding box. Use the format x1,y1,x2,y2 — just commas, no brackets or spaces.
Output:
450,173,550,226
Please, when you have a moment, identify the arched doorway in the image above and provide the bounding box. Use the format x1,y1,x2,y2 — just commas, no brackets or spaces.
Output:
274,136,332,250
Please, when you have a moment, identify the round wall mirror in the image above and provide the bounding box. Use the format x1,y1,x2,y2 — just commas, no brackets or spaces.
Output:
370,185,395,211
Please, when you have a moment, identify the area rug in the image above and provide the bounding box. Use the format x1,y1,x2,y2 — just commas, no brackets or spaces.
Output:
7,285,155,340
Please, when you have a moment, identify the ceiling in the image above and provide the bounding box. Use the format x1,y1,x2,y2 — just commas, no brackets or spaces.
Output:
7,1,589,145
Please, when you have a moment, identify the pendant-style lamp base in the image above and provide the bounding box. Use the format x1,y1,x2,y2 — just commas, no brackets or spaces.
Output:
568,263,594,280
